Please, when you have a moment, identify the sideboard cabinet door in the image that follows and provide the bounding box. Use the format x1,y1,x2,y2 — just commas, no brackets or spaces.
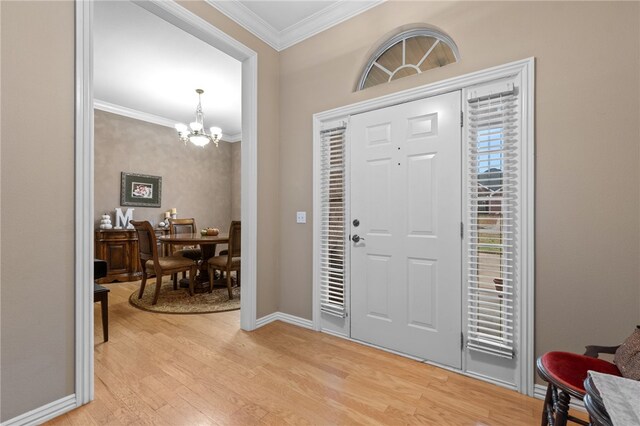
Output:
95,230,141,284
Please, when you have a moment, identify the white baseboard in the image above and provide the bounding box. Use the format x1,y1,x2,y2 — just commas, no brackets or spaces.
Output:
255,312,314,330
534,384,585,412
533,383,548,400
1,394,77,426
255,312,279,328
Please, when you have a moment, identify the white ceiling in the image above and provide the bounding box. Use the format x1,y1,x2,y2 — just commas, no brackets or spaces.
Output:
93,0,383,138
94,1,242,139
239,1,339,32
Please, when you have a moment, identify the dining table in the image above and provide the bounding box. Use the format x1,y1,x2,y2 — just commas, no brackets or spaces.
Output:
159,232,229,292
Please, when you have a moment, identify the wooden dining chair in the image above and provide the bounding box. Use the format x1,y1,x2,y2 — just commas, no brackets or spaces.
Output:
207,221,241,299
131,220,197,305
167,218,202,260
168,218,202,287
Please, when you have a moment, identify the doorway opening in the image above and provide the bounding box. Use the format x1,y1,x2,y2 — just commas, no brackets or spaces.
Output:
93,0,242,315
75,0,258,406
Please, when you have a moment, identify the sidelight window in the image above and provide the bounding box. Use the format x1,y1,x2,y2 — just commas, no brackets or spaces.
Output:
466,84,519,359
318,125,347,317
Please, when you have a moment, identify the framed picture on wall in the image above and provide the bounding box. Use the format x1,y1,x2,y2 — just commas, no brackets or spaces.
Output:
120,172,162,207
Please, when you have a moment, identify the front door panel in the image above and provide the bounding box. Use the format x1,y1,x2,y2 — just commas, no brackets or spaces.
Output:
350,91,462,368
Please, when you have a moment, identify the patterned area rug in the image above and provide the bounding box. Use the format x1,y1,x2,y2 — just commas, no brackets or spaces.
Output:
129,279,240,314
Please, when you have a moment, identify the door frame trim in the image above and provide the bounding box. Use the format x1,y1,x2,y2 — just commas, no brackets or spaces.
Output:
75,0,259,407
312,57,535,395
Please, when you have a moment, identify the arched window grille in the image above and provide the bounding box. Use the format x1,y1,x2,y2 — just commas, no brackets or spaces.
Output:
357,28,460,91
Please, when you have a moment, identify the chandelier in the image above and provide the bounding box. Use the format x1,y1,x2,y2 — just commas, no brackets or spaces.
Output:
175,89,222,147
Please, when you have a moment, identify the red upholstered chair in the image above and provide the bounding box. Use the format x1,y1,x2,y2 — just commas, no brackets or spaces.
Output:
536,352,620,426
536,325,640,426
536,347,622,426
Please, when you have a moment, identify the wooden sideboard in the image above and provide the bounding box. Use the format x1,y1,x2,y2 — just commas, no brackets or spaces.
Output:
95,228,169,284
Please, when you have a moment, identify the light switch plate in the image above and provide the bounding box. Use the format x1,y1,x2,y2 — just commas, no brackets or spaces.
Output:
296,211,306,224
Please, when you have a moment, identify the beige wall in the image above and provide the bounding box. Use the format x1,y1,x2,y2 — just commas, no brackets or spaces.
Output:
1,1,75,421
178,1,281,318
230,142,241,220
94,110,237,233
278,0,640,362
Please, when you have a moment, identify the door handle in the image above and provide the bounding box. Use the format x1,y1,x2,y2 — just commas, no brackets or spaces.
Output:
352,234,365,243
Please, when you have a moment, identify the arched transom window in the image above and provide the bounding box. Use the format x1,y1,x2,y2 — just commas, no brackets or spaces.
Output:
357,28,459,91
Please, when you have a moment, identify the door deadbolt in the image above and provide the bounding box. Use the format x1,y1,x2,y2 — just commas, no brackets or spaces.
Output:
353,219,360,227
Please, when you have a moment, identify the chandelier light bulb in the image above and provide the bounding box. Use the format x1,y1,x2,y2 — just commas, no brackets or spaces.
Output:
210,127,222,138
175,123,188,133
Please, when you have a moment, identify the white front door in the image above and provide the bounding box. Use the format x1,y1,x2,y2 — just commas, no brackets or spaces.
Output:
350,91,462,368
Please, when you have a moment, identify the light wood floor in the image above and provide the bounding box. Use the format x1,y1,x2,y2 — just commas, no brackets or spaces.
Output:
49,281,554,425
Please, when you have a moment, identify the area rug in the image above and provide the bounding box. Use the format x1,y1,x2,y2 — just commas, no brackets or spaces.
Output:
129,279,240,314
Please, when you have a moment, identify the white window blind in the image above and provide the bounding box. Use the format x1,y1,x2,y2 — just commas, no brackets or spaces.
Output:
319,125,347,318
466,86,519,359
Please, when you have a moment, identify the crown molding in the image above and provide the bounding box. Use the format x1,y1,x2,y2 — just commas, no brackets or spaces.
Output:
278,0,385,50
224,132,242,143
206,0,385,52
94,99,241,142
94,99,176,127
206,0,280,50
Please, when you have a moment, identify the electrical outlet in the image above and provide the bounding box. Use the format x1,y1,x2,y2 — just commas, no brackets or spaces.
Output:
296,211,306,224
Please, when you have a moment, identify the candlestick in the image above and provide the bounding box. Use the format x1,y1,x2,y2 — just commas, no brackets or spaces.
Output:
171,208,177,214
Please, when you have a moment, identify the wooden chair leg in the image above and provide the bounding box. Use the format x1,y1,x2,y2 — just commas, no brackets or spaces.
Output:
555,391,571,426
152,276,162,305
226,268,233,299
541,383,552,426
172,273,177,290
138,270,148,299
237,269,241,287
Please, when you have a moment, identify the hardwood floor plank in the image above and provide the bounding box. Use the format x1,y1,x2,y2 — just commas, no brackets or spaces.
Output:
52,281,565,425
254,364,391,425
92,376,142,425
94,360,168,425
66,407,99,426
45,413,72,425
